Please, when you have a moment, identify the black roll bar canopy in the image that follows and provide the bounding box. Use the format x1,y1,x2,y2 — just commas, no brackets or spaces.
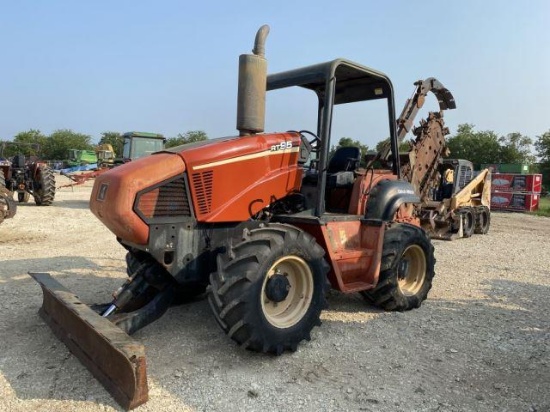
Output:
267,58,399,216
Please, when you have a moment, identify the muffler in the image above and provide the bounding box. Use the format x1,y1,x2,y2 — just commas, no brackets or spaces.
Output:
236,24,270,136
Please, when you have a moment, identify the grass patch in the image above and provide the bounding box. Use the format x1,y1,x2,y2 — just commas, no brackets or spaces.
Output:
532,196,550,217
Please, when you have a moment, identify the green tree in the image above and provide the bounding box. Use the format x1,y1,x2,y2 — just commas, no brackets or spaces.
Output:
375,137,412,154
445,124,502,167
165,130,208,148
99,131,124,157
43,129,94,160
498,132,535,164
535,130,550,192
1,129,47,157
535,130,550,163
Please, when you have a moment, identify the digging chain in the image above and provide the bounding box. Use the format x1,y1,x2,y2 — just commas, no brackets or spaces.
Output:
400,111,451,203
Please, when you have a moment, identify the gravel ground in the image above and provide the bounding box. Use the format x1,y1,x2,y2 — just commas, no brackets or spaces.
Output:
0,176,549,412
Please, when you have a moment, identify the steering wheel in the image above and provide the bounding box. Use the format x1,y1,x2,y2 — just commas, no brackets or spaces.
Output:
298,130,321,152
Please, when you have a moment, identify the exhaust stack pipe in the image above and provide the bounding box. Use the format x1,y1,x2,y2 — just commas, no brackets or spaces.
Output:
236,25,270,136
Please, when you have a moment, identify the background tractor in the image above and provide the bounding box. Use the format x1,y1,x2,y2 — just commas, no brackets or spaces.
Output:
32,25,438,409
65,149,98,168
117,131,166,163
0,157,17,224
58,132,166,188
411,157,491,239
95,143,116,168
0,143,56,205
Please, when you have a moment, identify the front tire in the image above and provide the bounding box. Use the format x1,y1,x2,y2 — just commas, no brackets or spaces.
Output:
474,206,490,234
208,223,329,355
451,208,474,238
361,223,435,311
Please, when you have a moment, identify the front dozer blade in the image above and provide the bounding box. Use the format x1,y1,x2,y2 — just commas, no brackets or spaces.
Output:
29,272,148,410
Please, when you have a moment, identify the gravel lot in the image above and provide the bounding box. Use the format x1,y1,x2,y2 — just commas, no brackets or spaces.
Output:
0,176,549,412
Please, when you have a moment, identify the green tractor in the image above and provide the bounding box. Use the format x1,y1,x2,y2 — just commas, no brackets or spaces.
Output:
65,149,98,168
118,132,166,163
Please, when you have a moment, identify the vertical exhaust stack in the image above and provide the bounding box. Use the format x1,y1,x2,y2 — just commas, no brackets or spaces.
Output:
237,25,270,136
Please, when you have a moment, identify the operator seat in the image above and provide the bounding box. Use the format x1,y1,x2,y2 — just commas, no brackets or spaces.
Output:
325,146,361,213
326,146,361,188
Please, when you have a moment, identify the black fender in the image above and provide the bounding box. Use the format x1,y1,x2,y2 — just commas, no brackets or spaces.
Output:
365,179,420,221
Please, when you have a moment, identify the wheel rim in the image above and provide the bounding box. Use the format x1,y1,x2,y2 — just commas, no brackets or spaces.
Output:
397,245,427,296
261,256,314,329
478,212,485,226
465,211,474,231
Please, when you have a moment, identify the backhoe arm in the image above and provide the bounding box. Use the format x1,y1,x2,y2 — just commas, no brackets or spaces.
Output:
375,78,456,165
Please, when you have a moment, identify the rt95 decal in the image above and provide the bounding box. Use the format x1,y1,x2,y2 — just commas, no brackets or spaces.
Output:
270,141,293,151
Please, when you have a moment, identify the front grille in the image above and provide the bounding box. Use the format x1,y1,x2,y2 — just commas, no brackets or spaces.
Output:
136,176,191,219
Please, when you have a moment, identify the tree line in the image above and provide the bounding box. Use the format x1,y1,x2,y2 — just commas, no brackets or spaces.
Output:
331,124,550,188
2,126,550,189
445,124,550,189
445,124,538,167
332,124,548,168
0,129,208,160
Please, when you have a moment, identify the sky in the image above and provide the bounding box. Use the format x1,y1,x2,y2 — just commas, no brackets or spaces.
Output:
1,0,549,150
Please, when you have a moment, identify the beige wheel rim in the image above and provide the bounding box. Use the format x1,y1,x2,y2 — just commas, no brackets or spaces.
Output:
397,245,427,296
261,256,314,329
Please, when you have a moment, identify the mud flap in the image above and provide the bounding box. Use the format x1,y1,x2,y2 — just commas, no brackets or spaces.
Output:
29,272,148,410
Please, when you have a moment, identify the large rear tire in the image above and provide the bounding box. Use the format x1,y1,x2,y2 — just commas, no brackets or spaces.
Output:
34,165,56,206
361,223,435,311
208,223,329,355
474,206,491,234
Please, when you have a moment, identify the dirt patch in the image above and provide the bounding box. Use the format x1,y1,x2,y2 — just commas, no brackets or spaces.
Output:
0,178,548,412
